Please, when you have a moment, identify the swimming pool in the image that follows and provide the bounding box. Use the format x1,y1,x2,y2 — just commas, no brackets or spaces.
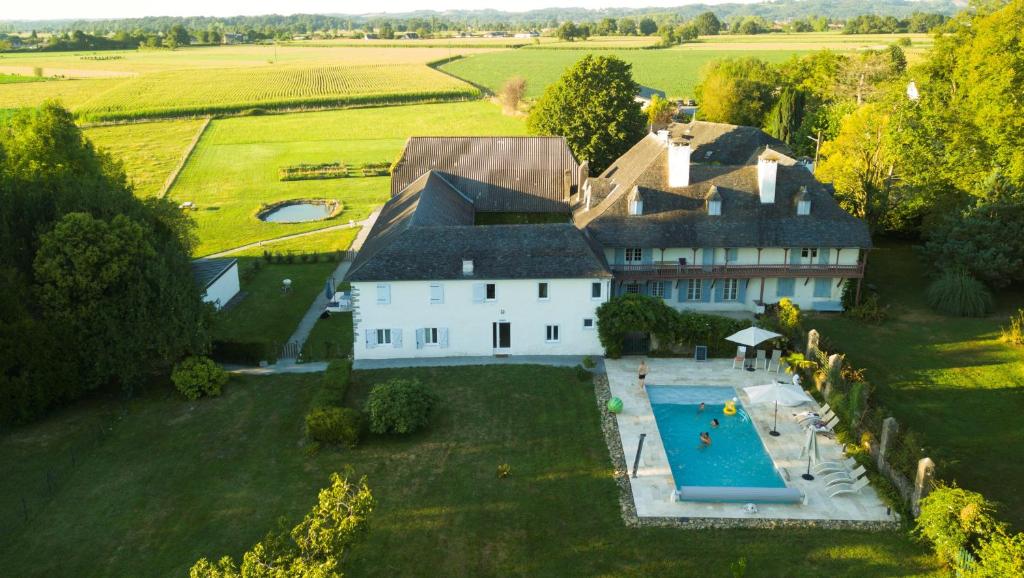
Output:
649,385,785,491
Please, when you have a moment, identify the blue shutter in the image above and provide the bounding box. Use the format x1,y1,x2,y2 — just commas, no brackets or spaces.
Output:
814,278,831,298
738,279,748,303
615,248,625,265
790,249,801,265
663,281,672,301
727,248,738,262
714,280,724,302
642,249,653,265
777,278,795,297
700,280,711,303
702,248,714,271
678,280,687,302
818,247,830,264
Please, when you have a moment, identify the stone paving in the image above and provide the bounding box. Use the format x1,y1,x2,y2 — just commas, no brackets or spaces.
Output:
604,357,897,526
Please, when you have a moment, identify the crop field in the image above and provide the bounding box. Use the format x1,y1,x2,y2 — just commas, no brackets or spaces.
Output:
170,100,525,256
0,77,128,111
83,119,207,197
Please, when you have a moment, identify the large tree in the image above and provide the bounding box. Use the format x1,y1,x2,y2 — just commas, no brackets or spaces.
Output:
0,103,210,424
693,11,722,35
694,57,780,127
527,55,646,174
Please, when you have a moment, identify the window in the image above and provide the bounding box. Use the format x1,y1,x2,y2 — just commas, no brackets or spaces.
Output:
583,318,595,329
423,327,439,345
376,329,392,345
591,282,602,299
485,283,496,301
376,284,391,304
545,325,560,342
800,247,818,260
429,283,444,304
625,247,643,263
625,283,641,294
797,199,811,216
686,279,702,301
723,279,739,301
538,282,549,300
650,281,665,298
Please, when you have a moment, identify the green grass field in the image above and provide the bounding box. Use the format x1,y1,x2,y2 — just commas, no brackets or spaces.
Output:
83,118,206,197
0,73,48,84
811,242,1024,528
228,226,361,258
0,365,939,576
170,100,525,256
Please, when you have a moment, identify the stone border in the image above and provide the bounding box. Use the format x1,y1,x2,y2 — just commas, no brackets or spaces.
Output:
593,372,900,531
256,198,343,222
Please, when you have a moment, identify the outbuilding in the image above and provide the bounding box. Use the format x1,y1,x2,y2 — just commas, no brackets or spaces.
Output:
191,258,240,310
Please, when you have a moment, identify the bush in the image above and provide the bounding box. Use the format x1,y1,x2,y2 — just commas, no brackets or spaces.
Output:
365,378,438,434
305,406,363,447
916,483,1004,565
926,269,993,316
845,293,889,324
262,249,272,262
210,340,271,365
581,355,596,369
595,294,745,358
1000,309,1024,346
171,356,228,400
311,359,352,407
575,364,591,382
976,531,1024,577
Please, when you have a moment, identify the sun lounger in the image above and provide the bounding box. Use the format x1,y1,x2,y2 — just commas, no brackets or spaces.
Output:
755,349,767,369
829,477,870,498
793,403,830,421
813,457,856,476
797,409,834,427
807,415,839,437
732,346,747,369
768,349,782,372
824,465,867,487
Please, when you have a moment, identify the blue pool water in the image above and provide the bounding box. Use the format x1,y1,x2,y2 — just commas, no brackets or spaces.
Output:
649,385,785,489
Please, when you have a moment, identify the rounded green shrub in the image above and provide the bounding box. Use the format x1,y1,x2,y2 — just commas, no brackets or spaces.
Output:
365,378,438,435
171,356,228,400
926,269,993,317
305,406,363,448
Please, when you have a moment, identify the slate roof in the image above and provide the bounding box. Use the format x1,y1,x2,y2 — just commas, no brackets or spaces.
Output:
390,137,580,213
191,258,237,289
577,122,871,249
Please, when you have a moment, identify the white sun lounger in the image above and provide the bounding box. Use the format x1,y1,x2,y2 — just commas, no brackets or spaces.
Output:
793,403,830,421
807,415,839,436
732,346,747,369
829,477,870,498
813,457,856,475
824,465,867,487
797,409,835,427
768,349,782,372
755,349,767,369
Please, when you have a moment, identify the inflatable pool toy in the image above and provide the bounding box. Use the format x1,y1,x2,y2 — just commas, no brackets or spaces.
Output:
607,397,624,414
723,400,737,416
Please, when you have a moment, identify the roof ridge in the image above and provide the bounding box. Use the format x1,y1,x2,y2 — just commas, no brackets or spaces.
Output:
576,134,663,228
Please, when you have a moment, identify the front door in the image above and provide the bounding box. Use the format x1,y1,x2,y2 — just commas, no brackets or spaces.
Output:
492,322,511,352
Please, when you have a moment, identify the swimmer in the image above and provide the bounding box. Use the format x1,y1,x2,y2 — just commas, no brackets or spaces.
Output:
711,418,720,428
697,402,706,413
699,432,712,447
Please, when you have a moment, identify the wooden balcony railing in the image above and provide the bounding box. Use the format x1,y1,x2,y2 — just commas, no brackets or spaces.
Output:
610,261,865,280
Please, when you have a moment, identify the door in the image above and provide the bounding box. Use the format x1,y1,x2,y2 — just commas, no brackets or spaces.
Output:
492,322,511,352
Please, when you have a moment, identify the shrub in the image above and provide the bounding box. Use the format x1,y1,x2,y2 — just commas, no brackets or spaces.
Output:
845,294,889,324
365,378,438,434
274,251,284,264
285,252,295,264
976,531,1024,577
171,356,228,400
926,268,993,317
312,359,352,407
305,406,363,447
1000,309,1024,346
581,355,596,369
596,294,745,358
210,340,271,365
262,249,272,262
916,483,1004,565
497,463,512,479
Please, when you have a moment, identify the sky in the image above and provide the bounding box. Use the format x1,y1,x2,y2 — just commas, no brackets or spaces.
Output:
4,0,761,22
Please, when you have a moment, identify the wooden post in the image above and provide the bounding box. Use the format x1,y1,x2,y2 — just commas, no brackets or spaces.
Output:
879,417,899,470
912,457,936,517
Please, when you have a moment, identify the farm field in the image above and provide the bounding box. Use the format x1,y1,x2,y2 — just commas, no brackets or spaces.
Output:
0,77,127,111
0,365,938,577
83,118,206,197
170,100,525,256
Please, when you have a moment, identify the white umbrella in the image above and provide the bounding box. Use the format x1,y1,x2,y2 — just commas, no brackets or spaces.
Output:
743,382,814,437
799,427,820,480
725,326,783,347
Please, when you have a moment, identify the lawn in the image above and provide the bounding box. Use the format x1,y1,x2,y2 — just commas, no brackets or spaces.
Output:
228,225,361,257
83,118,206,197
170,100,525,256
810,242,1024,528
0,365,939,576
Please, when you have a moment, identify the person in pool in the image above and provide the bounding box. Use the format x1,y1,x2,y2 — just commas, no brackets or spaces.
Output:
699,432,712,447
697,402,705,413
711,418,720,428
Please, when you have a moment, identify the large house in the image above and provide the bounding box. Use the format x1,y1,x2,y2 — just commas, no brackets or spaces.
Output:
345,122,870,360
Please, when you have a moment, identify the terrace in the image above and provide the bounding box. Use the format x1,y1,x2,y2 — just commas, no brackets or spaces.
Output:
610,261,865,280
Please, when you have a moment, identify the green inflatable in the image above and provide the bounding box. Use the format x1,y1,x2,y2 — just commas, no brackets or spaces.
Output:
607,397,624,414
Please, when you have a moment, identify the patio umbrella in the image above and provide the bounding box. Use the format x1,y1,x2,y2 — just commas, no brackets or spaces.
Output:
743,382,814,437
724,326,783,348
799,427,821,480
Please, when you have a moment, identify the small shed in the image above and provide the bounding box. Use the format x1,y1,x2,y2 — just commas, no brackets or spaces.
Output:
635,85,668,109
191,258,240,310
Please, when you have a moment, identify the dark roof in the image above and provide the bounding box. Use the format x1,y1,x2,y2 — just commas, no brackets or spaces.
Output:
390,137,580,213
637,85,667,101
577,122,871,249
191,258,237,289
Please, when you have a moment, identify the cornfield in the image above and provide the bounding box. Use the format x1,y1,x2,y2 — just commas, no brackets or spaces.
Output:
74,63,479,121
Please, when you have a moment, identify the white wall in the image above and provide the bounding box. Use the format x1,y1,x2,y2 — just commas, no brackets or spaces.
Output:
203,263,240,310
353,278,610,360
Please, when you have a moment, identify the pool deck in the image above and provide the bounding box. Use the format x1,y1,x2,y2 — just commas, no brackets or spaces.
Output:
605,357,897,525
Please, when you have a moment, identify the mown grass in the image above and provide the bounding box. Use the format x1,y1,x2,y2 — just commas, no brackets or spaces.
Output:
0,73,48,84
0,366,939,576
170,100,525,256
810,242,1024,528
228,226,361,258
83,118,206,197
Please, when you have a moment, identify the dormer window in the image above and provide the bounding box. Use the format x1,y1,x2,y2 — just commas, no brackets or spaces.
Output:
795,186,811,216
627,186,643,216
706,184,722,216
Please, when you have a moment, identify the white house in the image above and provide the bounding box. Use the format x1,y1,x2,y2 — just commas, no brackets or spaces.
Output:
345,123,870,360
191,258,240,310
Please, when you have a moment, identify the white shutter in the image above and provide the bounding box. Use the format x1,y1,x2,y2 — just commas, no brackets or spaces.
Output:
415,328,424,349
365,329,376,349
439,328,449,349
392,328,403,348
376,284,390,304
430,283,444,304
472,283,485,303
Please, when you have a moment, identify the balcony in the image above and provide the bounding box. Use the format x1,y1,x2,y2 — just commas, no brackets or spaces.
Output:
610,261,865,280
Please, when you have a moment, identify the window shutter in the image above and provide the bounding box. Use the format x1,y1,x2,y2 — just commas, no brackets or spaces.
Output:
700,280,711,303
641,249,653,265
678,280,686,302
365,329,376,349
615,248,625,265
472,283,485,303
814,278,831,298
818,247,830,265
392,328,403,348
702,247,714,270
714,280,725,302
430,283,444,304
727,248,738,262
738,279,748,303
662,281,672,300
439,328,449,349
789,249,801,265
415,328,424,349
777,278,795,297
376,284,391,304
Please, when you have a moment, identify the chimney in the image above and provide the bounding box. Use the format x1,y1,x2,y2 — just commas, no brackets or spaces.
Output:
656,129,670,143
668,140,691,188
757,147,778,204
462,259,474,276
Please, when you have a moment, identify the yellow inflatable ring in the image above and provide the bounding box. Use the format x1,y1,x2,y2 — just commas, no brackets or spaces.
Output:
723,401,737,416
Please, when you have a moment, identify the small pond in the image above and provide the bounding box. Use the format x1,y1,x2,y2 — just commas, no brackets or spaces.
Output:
259,201,334,223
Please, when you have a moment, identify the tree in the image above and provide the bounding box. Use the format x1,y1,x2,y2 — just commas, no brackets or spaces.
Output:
596,17,617,35
693,11,721,35
646,94,675,126
165,24,190,49
639,17,658,36
190,473,374,578
694,57,780,127
763,87,806,146
618,17,638,36
916,483,1004,566
556,21,579,42
499,76,527,114
527,55,646,174
737,16,769,35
